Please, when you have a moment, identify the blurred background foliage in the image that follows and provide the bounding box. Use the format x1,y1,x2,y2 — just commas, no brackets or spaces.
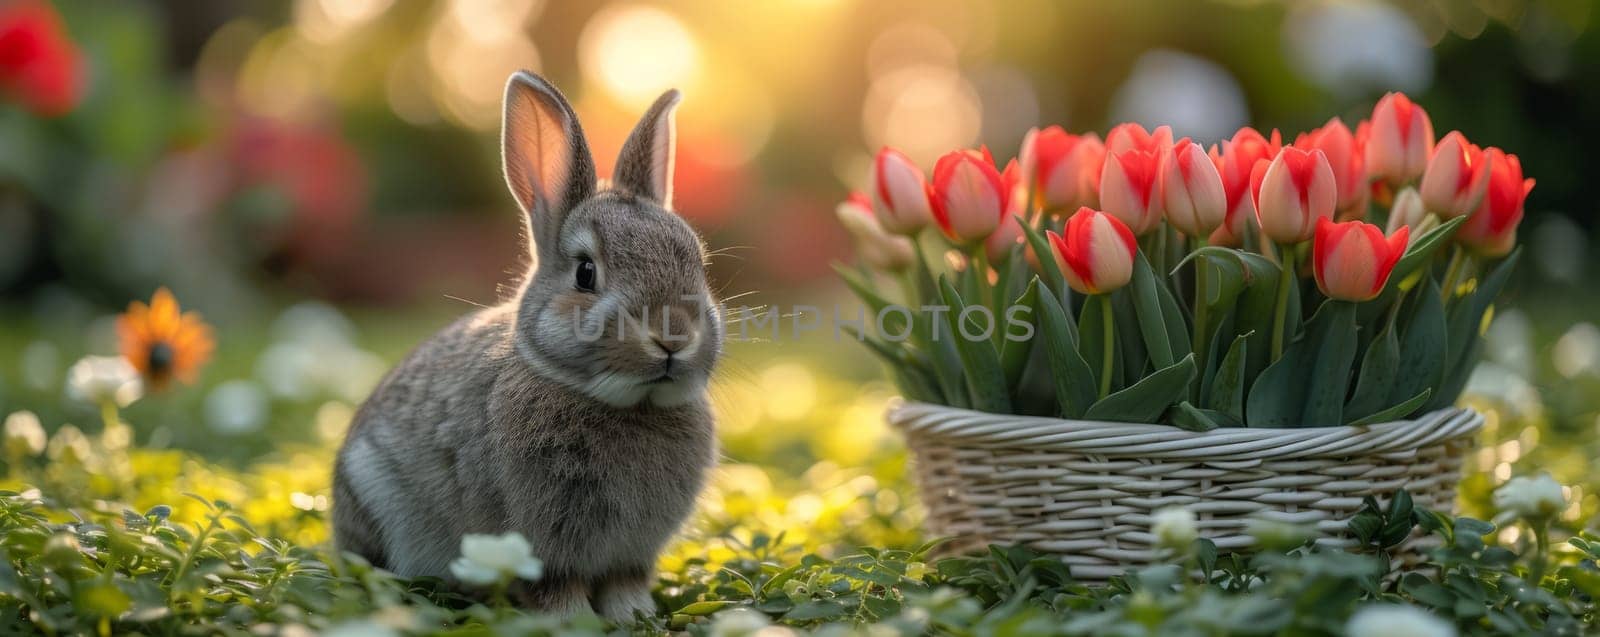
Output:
1,0,1598,559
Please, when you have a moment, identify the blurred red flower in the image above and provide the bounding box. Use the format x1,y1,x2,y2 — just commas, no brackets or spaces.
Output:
227,115,369,262
0,0,83,117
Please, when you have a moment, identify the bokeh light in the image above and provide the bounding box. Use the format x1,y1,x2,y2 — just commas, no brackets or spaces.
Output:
580,4,700,108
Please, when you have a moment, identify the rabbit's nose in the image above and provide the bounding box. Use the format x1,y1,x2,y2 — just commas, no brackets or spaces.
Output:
647,306,700,358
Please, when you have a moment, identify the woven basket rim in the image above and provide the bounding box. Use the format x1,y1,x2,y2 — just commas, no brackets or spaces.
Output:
888,401,1482,461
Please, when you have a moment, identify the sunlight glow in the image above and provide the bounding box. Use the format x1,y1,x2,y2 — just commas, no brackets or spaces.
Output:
580,5,700,107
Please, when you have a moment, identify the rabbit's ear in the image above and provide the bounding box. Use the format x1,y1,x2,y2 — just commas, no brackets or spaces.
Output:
612,89,682,208
502,71,596,256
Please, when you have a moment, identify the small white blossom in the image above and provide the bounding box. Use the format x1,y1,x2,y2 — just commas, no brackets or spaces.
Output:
47,425,91,464
1345,604,1455,637
708,608,771,637
1493,473,1567,521
448,532,544,586
66,356,143,407
4,411,47,457
1151,506,1198,550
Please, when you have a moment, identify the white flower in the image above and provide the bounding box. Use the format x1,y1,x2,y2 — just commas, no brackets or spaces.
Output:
65,356,143,407
47,425,91,464
1151,506,1198,550
4,411,47,457
448,532,544,586
1345,604,1455,637
1493,473,1567,521
708,608,771,637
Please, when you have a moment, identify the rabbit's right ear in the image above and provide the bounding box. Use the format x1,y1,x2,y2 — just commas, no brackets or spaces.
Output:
502,71,596,259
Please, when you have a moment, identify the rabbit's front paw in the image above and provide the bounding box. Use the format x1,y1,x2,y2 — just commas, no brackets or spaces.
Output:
595,571,656,624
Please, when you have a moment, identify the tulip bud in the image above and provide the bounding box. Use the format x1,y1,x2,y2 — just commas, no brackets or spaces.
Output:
1385,186,1432,240
1161,139,1226,238
1211,127,1282,244
1295,118,1366,216
1029,126,1105,212
1458,148,1534,257
1365,92,1434,186
1418,131,1492,219
1047,207,1137,295
1312,217,1409,302
1256,147,1337,244
872,147,934,235
836,191,914,271
985,159,1029,263
929,147,1008,244
986,213,1026,264
1105,122,1173,156
1099,149,1163,235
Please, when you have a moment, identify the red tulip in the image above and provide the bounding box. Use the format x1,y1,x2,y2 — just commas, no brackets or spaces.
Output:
1048,207,1138,295
1099,148,1163,235
837,191,913,271
1295,118,1365,216
1457,148,1533,257
1418,131,1492,219
1207,127,1282,246
1160,139,1226,238
1256,147,1337,244
985,159,1029,262
872,147,933,235
1385,186,1426,238
1028,126,1105,212
1365,92,1434,186
1312,217,1409,302
1105,122,1173,157
0,0,84,117
928,147,1009,244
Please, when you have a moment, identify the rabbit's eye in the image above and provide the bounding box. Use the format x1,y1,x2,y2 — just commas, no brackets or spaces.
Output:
575,257,598,292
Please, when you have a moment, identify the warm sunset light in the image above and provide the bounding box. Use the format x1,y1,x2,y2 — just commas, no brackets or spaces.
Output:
580,4,700,107
1,1,1593,633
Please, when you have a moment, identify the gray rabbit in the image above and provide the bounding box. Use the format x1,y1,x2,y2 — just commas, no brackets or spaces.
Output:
332,71,721,621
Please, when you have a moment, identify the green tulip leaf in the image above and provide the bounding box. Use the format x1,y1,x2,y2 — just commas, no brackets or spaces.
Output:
1206,331,1251,422
1345,321,1401,422
1034,283,1099,419
832,263,907,336
1301,301,1359,427
1017,214,1068,301
1386,216,1468,294
1390,277,1447,407
1085,354,1197,423
939,276,1012,413
1350,389,1433,426
1170,401,1243,431
1246,300,1357,427
999,278,1040,392
1428,249,1521,411
1131,251,1176,368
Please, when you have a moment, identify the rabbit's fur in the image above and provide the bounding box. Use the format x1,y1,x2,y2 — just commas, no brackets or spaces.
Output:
332,71,721,621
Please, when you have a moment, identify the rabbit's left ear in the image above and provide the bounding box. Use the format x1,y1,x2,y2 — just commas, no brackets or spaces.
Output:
612,89,681,208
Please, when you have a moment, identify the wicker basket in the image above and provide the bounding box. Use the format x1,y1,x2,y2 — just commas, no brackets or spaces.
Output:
890,402,1482,581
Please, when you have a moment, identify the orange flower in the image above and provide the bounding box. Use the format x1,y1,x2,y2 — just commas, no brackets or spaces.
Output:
116,288,214,387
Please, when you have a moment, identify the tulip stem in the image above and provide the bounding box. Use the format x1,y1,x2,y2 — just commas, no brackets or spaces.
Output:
1270,243,1297,362
1193,249,1211,372
1440,245,1465,303
971,246,992,307
1100,297,1115,400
